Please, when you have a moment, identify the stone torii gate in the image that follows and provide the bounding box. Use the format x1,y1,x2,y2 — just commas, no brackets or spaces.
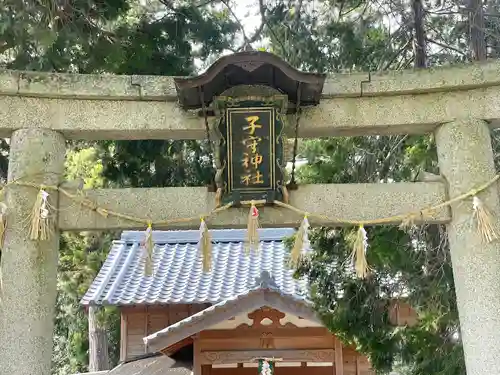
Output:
0,54,500,375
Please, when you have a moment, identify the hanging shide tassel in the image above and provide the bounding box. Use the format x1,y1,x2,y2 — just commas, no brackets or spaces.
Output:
96,207,109,218
214,187,222,208
143,222,154,276
290,215,309,267
399,213,418,231
198,217,212,272
472,196,498,243
245,201,260,254
281,185,289,204
29,188,51,241
0,202,7,248
350,225,369,279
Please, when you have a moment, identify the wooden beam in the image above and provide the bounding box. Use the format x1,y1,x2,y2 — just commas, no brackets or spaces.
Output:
200,327,331,340
58,182,450,231
161,337,193,356
199,349,335,365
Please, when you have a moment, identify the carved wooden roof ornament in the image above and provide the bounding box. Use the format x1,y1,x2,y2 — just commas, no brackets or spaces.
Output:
253,270,278,290
174,51,326,109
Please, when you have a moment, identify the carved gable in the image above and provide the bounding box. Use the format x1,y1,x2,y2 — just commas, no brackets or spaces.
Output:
211,307,322,331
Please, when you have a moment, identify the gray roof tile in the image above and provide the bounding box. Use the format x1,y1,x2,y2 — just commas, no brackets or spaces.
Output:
108,353,192,375
81,228,308,306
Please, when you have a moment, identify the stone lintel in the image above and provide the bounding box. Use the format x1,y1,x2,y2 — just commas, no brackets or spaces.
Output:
2,86,500,140
2,60,500,100
58,182,450,231
362,59,500,96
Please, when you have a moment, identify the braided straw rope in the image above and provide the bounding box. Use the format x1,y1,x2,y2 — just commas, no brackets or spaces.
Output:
0,173,495,228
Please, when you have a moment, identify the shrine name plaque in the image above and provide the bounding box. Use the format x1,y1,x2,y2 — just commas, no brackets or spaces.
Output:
214,96,287,205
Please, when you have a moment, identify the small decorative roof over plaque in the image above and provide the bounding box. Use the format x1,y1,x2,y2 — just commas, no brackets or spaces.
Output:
174,51,326,109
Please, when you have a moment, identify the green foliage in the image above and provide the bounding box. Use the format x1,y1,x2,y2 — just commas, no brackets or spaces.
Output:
0,0,130,71
263,0,406,72
0,0,237,73
97,139,214,188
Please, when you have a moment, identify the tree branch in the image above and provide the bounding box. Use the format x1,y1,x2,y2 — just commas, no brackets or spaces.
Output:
244,0,267,47
426,38,468,56
220,0,251,45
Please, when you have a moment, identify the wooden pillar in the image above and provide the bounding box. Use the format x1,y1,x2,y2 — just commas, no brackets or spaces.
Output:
120,312,128,361
201,365,212,375
0,129,66,375
193,334,201,375
435,119,500,375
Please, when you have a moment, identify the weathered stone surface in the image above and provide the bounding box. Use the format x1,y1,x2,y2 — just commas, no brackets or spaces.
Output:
130,75,178,99
18,71,141,99
436,119,500,375
57,182,450,231
300,86,500,137
321,72,369,97
363,59,500,95
0,128,66,375
0,61,498,139
0,69,19,94
1,59,500,101
0,96,204,140
2,86,500,139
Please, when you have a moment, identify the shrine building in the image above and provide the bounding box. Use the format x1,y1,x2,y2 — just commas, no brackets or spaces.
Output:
82,228,417,375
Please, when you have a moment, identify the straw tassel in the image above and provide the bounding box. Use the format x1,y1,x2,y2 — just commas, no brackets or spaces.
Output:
290,215,309,267
472,196,498,243
399,212,419,230
245,201,260,254
214,187,222,208
0,202,7,248
143,222,154,276
29,188,51,241
281,185,290,204
350,225,369,279
198,217,212,272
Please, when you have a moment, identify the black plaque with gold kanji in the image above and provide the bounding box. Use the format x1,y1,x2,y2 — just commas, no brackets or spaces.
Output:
214,96,287,205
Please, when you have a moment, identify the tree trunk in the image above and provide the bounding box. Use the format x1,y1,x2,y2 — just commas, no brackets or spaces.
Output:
486,0,500,58
412,0,426,68
468,0,487,60
88,305,111,372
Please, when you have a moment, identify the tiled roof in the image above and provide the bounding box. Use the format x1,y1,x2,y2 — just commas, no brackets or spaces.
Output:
108,353,192,375
81,228,308,306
